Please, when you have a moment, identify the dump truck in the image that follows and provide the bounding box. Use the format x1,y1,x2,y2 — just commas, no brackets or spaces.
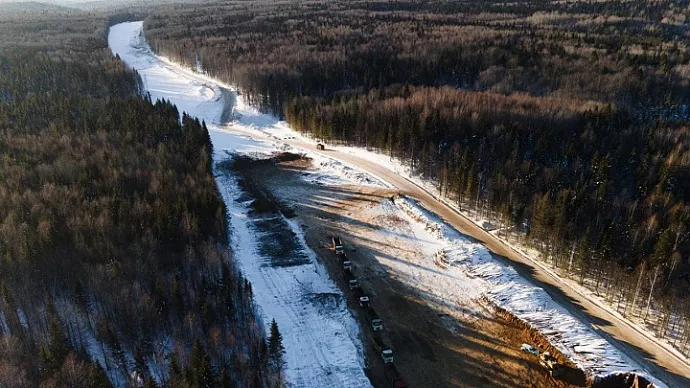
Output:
539,352,564,378
384,365,408,388
353,287,370,309
371,335,394,364
367,307,383,331
332,236,344,254
343,268,359,290
338,252,352,270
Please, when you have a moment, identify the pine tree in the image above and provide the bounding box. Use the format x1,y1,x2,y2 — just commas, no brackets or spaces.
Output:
145,378,158,388
267,318,285,386
38,345,52,376
190,338,214,387
47,313,71,369
75,278,89,311
268,319,284,357
168,353,185,388
219,367,233,388
91,363,111,388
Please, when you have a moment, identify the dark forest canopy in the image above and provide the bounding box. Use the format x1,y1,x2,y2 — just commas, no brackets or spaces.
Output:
0,11,278,387
146,0,690,356
145,0,690,118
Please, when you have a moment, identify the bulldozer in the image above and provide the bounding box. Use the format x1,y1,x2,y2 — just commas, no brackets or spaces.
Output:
539,352,564,378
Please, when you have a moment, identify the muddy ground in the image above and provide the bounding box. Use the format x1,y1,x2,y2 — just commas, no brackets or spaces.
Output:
233,154,586,388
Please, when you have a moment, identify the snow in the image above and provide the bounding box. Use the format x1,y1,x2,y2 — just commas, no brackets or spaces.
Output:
299,153,387,188
109,21,371,388
362,196,485,326
108,22,277,159
15,308,27,329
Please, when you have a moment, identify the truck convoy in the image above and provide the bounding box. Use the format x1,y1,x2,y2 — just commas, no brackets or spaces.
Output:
372,335,394,364
332,236,406,384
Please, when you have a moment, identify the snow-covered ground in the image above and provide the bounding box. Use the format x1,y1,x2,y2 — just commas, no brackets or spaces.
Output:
390,197,666,387
109,21,371,388
108,20,672,387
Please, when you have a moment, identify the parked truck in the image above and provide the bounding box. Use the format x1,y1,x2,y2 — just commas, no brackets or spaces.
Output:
371,335,394,364
353,287,370,309
338,252,352,270
366,307,383,331
332,236,344,254
343,268,359,290
384,365,408,388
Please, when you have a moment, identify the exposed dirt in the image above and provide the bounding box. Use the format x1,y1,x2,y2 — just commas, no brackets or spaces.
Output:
226,126,690,388
237,154,586,388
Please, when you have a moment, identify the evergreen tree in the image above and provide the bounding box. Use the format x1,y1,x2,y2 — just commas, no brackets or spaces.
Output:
268,319,284,357
47,314,71,369
190,339,214,387
267,318,285,386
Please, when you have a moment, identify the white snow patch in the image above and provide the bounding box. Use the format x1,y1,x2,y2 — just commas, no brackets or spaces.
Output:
299,152,387,188
15,308,27,330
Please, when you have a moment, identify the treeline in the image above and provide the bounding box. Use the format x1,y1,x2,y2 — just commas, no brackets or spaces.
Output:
0,10,279,387
144,0,690,118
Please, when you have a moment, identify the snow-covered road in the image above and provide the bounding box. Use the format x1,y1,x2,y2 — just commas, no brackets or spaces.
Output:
109,21,371,388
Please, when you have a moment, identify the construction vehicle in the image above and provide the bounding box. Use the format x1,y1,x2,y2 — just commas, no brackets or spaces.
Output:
338,252,352,270
371,335,394,364
539,352,564,378
384,365,408,388
332,236,344,254
366,307,383,331
343,268,359,290
353,287,370,308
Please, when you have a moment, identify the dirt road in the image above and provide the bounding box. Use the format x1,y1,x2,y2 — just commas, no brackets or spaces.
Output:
224,125,690,387
237,156,583,387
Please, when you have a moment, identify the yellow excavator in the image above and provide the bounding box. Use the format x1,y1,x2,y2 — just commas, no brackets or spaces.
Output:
539,352,564,378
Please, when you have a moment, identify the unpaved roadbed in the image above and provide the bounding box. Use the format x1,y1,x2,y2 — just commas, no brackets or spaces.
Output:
235,154,585,388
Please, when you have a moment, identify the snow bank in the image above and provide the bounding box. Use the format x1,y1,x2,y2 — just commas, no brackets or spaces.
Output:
392,197,667,387
298,152,387,188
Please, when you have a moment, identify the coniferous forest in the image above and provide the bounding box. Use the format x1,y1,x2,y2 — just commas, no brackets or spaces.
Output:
145,0,690,355
0,9,279,387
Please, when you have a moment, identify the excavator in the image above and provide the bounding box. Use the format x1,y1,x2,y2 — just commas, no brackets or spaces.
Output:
539,352,564,378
